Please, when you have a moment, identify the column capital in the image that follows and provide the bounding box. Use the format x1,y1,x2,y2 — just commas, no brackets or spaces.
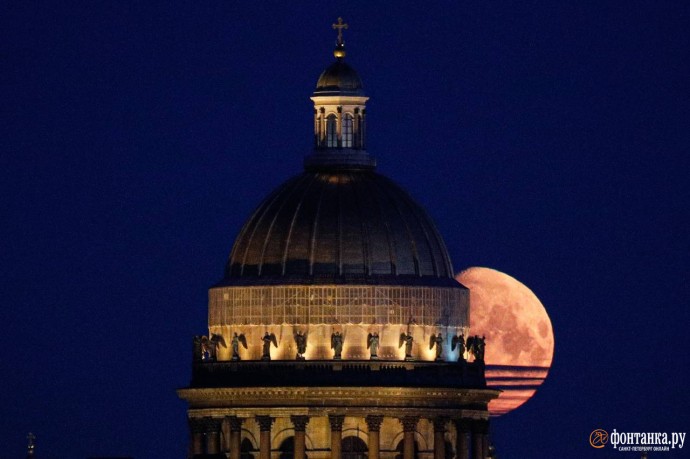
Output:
256,415,275,432
329,414,345,431
399,416,419,432
291,415,310,432
432,417,448,432
227,416,244,432
365,415,384,432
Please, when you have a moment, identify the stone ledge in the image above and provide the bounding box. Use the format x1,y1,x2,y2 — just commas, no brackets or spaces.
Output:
178,385,500,411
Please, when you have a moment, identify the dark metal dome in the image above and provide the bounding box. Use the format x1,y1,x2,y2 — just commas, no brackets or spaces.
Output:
314,61,364,96
222,171,457,287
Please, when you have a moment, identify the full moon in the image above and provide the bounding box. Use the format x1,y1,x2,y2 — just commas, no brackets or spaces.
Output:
456,267,554,416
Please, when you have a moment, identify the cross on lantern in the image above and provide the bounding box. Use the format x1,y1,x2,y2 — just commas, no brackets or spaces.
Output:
332,17,348,45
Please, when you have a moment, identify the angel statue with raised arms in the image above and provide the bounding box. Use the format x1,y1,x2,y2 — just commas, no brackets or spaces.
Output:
231,332,247,361
467,335,486,362
452,333,466,361
331,331,343,360
201,333,226,361
294,330,307,360
261,332,278,361
367,332,380,359
429,333,444,361
399,332,414,360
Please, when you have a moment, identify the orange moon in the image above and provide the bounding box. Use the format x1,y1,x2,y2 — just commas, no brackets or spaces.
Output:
456,267,554,416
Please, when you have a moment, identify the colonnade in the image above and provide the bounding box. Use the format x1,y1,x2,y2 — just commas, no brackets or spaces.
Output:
189,415,490,459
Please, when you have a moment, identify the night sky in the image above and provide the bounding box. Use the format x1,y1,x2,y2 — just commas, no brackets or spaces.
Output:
2,2,689,458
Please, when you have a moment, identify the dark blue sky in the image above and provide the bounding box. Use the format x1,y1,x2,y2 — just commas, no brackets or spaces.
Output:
2,2,689,458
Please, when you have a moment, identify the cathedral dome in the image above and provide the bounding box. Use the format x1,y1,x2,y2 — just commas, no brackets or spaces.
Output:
202,19,470,363
314,61,364,96
222,170,457,287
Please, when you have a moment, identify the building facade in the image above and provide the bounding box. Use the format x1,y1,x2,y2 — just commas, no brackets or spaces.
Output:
178,20,499,459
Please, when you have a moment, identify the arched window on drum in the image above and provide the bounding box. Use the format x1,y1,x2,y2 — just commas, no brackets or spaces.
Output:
326,114,338,148
342,114,354,148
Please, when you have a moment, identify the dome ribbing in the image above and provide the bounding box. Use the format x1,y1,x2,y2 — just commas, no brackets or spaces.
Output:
222,171,457,287
314,61,365,97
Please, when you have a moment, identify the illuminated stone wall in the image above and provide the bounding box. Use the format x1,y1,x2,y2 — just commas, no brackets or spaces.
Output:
209,285,467,326
207,284,469,362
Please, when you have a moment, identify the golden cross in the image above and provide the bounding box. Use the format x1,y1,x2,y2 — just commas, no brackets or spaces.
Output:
332,17,348,45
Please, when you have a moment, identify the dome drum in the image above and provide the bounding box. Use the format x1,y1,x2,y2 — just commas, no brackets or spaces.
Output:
208,283,468,362
209,284,467,327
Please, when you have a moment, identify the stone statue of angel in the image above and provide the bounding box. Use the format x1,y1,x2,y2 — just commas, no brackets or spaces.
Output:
367,332,380,359
399,332,414,360
331,331,343,360
294,330,307,360
429,333,444,361
261,332,278,360
231,332,247,361
452,333,466,361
